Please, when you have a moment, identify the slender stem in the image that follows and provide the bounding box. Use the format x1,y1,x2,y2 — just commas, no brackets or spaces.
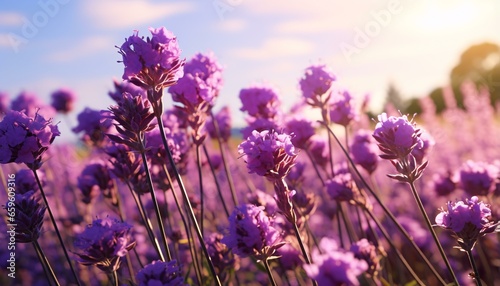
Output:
210,111,239,207
203,144,230,218
319,121,448,285
408,180,459,285
33,239,60,286
195,144,205,235
292,220,318,286
32,169,82,286
263,259,278,286
139,146,172,261
156,111,222,285
112,270,119,286
114,190,137,283
466,248,482,286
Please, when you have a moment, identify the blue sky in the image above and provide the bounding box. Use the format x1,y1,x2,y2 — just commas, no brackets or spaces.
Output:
1,0,500,141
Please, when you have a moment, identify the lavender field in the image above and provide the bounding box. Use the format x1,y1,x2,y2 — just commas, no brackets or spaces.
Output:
1,25,500,286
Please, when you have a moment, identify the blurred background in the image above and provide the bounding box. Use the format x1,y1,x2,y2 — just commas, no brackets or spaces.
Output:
1,0,500,141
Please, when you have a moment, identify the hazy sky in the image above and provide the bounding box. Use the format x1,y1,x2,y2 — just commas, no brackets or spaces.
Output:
1,0,499,140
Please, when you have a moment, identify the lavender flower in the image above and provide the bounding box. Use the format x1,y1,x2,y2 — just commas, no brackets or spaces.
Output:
285,118,316,149
239,85,281,119
222,204,285,261
238,130,297,181
329,90,358,126
350,239,380,276
308,136,329,169
411,128,435,165
72,107,113,147
74,217,136,273
350,129,379,174
240,117,279,139
5,191,46,243
181,52,224,102
205,233,239,279
118,27,184,90
303,237,368,285
77,161,114,204
326,172,359,202
136,260,187,286
435,196,498,250
432,172,457,197
10,91,55,118
50,88,77,114
459,160,498,196
15,168,44,194
0,91,10,115
108,79,146,102
300,64,336,107
0,110,60,170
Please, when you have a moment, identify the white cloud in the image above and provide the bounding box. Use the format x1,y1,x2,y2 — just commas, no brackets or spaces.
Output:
82,0,195,29
0,12,24,26
232,38,314,60
214,18,246,32
0,34,12,48
45,36,113,62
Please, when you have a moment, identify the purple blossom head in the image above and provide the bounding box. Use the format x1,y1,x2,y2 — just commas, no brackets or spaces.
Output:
435,196,498,250
206,106,232,142
5,191,46,243
303,237,368,285
15,168,44,194
239,85,281,119
285,118,316,149
74,217,136,273
222,204,285,260
350,239,380,276
411,128,435,164
118,27,184,89
108,79,146,102
432,172,457,197
72,107,113,147
0,110,60,170
169,72,212,107
247,190,278,216
77,161,114,204
326,172,359,203
136,260,186,286
308,135,329,169
240,117,279,139
275,243,303,270
350,129,379,174
205,232,239,279
286,161,306,190
459,160,498,196
299,64,336,107
146,127,190,176
238,130,297,180
0,91,10,115
183,52,224,99
329,90,358,126
372,113,423,160
50,88,77,114
10,91,55,119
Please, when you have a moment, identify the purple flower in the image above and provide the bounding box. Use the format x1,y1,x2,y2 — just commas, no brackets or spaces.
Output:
222,204,285,260
72,107,113,147
0,110,60,169
432,172,457,197
108,79,146,102
74,217,136,273
240,117,279,139
118,27,184,89
459,160,498,196
182,52,224,100
435,196,498,250
238,130,297,180
10,91,55,119
50,88,77,114
308,136,329,169
206,106,232,142
77,161,114,204
0,91,10,114
300,64,336,107
350,239,380,276
247,190,279,216
303,237,368,286
15,168,44,194
372,113,423,160
136,260,187,286
285,118,316,149
329,90,358,126
169,72,212,107
5,191,46,243
326,172,358,202
411,128,435,164
350,129,379,174
205,233,239,279
239,85,281,119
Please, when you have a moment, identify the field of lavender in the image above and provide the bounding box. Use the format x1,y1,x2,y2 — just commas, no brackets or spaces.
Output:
1,27,499,286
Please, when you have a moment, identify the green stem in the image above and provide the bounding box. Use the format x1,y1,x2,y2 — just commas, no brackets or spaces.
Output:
139,145,172,261
202,144,230,218
33,239,60,286
466,248,482,286
32,169,82,286
195,144,205,235
408,180,459,285
263,259,278,286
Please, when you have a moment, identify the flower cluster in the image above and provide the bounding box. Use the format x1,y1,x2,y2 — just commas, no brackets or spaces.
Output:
238,130,297,180
300,64,336,107
0,110,60,169
72,107,113,147
329,89,358,126
459,160,498,196
50,88,77,114
77,161,114,204
136,260,187,286
350,129,379,174
239,84,281,138
7,191,46,243
73,217,136,273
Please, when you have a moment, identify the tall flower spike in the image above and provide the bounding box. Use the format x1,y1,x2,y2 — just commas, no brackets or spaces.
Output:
0,110,60,170
238,130,297,181
435,196,498,251
222,204,285,261
73,107,113,147
118,27,184,91
50,88,77,114
5,191,46,243
74,217,136,273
